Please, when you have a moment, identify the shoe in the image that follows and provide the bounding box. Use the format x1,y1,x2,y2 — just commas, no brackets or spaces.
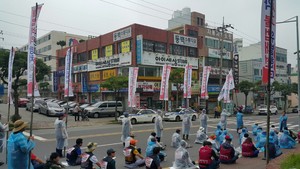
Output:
0,162,4,166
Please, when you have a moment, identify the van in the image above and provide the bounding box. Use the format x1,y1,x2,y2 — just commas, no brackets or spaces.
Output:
84,101,123,118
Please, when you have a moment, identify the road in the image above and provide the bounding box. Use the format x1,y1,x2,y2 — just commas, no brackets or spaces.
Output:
0,104,299,169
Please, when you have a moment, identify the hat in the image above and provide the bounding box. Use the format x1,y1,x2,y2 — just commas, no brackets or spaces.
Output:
209,135,216,140
13,120,28,132
107,148,116,155
199,127,204,131
86,142,98,152
130,139,138,145
225,135,231,140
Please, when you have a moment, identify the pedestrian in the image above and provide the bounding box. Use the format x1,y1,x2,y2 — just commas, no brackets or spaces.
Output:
154,110,164,142
236,106,244,133
194,127,207,144
171,129,181,148
279,111,288,132
145,147,162,169
198,141,220,169
214,105,220,118
101,148,116,169
121,112,132,147
0,114,8,166
44,152,65,169
200,109,208,134
219,135,239,164
54,113,68,157
124,139,145,168
219,109,230,130
182,113,192,140
73,103,81,121
80,142,102,169
66,138,83,166
31,152,45,169
241,137,259,158
7,120,35,169
172,140,197,169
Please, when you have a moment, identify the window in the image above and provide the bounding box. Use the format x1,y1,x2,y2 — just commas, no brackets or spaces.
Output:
188,47,197,57
187,29,198,37
254,69,260,76
59,58,65,67
77,52,87,62
205,38,219,48
223,60,232,68
154,42,166,53
119,67,129,76
138,67,160,77
170,44,185,56
107,103,116,107
76,73,81,83
143,40,166,53
197,17,200,26
99,103,107,108
205,57,219,67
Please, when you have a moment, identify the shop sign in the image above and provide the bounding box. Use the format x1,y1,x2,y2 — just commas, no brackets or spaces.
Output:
103,69,116,80
174,34,197,47
91,49,98,60
89,84,100,92
105,45,113,57
208,48,231,59
121,40,130,53
73,64,88,73
207,85,221,93
191,81,200,94
113,27,131,42
89,71,100,81
210,67,229,76
136,35,143,64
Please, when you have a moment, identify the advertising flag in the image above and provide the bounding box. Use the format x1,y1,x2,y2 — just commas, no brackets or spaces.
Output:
201,66,211,99
218,69,235,103
64,48,74,97
261,0,276,84
128,67,139,107
8,47,15,104
159,64,171,100
183,64,192,98
27,4,43,97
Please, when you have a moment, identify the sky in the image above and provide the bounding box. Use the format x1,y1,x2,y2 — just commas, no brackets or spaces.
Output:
0,0,299,66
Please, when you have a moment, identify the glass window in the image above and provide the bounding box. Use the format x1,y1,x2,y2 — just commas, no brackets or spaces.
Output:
59,58,65,66
205,57,219,67
138,67,160,77
76,73,81,82
254,69,260,76
188,47,197,57
107,103,115,107
187,30,198,37
99,103,107,108
119,67,129,76
223,60,232,68
143,40,154,52
170,44,185,56
77,52,87,62
154,42,166,53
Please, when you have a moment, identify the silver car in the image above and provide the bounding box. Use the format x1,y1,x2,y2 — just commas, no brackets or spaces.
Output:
39,102,65,116
26,99,45,112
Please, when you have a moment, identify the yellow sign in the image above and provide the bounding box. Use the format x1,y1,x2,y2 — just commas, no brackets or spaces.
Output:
89,71,100,81
192,70,198,80
91,49,98,60
105,45,113,57
103,69,116,80
121,40,130,53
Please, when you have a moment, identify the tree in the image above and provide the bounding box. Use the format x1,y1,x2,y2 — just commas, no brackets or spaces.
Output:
169,68,184,108
56,40,66,49
272,81,294,111
101,76,128,121
237,80,254,107
0,49,51,121
39,82,50,97
252,80,262,109
79,39,85,43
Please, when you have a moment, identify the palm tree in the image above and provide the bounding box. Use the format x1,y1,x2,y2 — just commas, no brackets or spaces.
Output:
56,40,66,49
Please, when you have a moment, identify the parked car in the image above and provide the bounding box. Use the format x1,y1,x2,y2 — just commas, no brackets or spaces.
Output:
163,108,198,122
243,106,254,114
39,102,65,116
84,101,123,118
258,105,278,115
18,98,30,107
26,99,45,112
117,109,157,124
287,106,298,113
61,102,77,114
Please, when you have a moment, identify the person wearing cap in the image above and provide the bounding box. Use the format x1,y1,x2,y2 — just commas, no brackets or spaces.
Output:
7,119,35,169
194,126,208,144
236,106,244,133
173,140,197,169
207,134,220,153
145,147,162,169
182,113,192,140
219,109,230,130
54,113,68,157
121,112,132,147
154,110,164,142
124,139,145,168
66,138,83,166
80,142,101,169
101,148,116,169
279,111,288,132
44,152,65,169
219,135,239,164
199,141,220,169
200,109,208,134
171,129,181,148
0,114,8,166
241,137,259,158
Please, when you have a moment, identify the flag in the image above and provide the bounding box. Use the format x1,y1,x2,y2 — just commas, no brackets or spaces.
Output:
183,64,192,98
128,67,139,107
8,47,15,104
27,4,43,97
218,69,235,103
64,48,74,97
159,64,171,100
201,66,211,99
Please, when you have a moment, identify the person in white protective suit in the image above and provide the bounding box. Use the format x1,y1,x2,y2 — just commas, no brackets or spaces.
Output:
171,129,182,148
172,140,198,169
121,112,132,147
219,109,230,130
182,113,192,140
194,127,208,144
155,110,164,142
200,109,208,134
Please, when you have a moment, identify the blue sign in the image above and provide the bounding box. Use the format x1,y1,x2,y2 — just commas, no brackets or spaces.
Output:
0,85,4,95
82,73,88,93
136,35,143,64
89,84,100,92
207,85,220,92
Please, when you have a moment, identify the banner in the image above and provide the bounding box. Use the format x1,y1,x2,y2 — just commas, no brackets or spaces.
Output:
218,69,235,103
121,40,130,53
183,64,192,98
52,71,58,92
105,45,113,57
261,0,276,84
159,64,171,100
64,48,74,97
91,49,98,60
128,67,139,107
27,4,43,97
8,47,15,104
201,66,211,99
81,72,88,93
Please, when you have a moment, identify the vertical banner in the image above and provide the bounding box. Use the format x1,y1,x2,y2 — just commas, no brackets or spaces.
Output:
201,66,211,99
183,64,192,98
27,4,43,97
64,48,74,97
52,71,58,92
159,64,171,100
261,0,276,84
128,67,139,107
218,69,235,103
136,35,143,64
8,47,15,104
81,72,88,93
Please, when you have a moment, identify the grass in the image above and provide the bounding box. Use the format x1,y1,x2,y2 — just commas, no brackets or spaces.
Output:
280,153,300,169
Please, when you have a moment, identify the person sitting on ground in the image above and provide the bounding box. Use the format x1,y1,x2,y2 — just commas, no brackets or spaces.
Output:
171,129,181,148
147,132,157,144
271,125,279,134
264,137,282,159
256,131,267,151
279,130,296,149
219,130,233,144
146,147,162,169
125,133,136,148
241,133,249,145
80,142,101,169
31,152,45,169
239,128,248,144
101,148,116,169
146,138,158,157
270,130,279,145
284,127,297,140
44,152,65,169
215,124,223,144
252,123,259,137
241,137,259,158
124,139,145,168
220,135,239,164
67,138,83,166
255,126,263,142
198,141,220,169
194,127,208,144
207,134,220,153
173,140,197,169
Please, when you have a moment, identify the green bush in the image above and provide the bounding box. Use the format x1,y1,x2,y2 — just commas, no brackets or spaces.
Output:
281,154,300,169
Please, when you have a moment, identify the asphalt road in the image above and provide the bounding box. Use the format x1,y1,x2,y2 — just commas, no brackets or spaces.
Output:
1,104,300,169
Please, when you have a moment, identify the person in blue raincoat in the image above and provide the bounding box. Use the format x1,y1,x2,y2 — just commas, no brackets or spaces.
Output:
8,120,35,169
279,130,296,149
236,107,244,133
270,130,279,145
219,130,233,144
239,128,248,145
279,111,288,132
255,127,263,142
256,131,267,151
265,136,282,159
252,123,259,137
182,113,192,141
215,125,223,144
200,109,208,134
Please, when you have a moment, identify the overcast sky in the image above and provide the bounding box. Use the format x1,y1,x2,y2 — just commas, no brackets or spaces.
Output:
1,0,299,66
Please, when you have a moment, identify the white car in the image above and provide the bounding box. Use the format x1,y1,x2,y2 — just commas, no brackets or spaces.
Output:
117,109,157,125
258,105,278,115
163,108,198,122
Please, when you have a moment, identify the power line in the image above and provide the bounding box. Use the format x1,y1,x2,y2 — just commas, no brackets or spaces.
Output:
124,0,171,15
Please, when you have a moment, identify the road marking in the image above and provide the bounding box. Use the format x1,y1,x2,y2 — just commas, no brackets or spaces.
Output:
23,131,48,141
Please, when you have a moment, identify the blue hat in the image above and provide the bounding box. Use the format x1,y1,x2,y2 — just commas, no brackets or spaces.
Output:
124,112,129,117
